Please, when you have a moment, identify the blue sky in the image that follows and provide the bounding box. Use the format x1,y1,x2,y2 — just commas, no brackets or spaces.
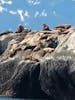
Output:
0,0,75,32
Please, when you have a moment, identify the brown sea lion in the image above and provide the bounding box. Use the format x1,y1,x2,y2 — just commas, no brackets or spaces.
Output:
42,24,51,31
15,25,24,33
22,29,31,33
55,24,71,30
25,56,39,62
0,30,13,36
43,48,54,53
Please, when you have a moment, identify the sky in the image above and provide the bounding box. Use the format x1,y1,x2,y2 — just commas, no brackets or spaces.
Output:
0,0,75,33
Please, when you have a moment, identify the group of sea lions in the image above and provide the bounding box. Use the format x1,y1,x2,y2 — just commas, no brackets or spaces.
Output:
15,25,31,33
16,24,51,33
0,24,71,36
0,23,72,62
0,25,31,36
42,24,71,34
42,24,71,30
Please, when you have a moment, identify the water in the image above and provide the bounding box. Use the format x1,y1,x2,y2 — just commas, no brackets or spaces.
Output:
0,98,42,100
0,98,33,100
0,98,23,100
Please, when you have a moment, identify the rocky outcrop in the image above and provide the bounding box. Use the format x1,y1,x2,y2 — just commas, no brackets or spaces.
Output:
0,25,75,99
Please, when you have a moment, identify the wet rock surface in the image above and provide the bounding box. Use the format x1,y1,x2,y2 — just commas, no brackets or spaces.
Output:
0,25,75,99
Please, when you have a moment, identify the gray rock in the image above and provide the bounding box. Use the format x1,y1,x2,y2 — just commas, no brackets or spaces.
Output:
0,41,2,54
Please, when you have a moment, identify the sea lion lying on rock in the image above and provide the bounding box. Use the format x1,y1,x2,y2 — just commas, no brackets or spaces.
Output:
43,47,54,53
53,25,71,35
22,29,31,33
9,43,21,57
25,56,39,62
0,30,13,36
24,45,36,51
55,24,71,29
10,47,21,57
55,24,71,33
49,29,61,34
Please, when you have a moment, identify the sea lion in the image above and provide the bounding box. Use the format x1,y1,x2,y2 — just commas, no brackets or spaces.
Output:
24,45,36,50
0,30,13,36
16,25,31,33
15,25,24,33
55,25,71,30
22,29,31,33
25,56,39,62
43,47,54,53
10,47,21,57
42,24,51,31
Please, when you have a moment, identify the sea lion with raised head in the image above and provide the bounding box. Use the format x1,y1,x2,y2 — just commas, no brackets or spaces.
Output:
42,24,51,31
15,25,24,33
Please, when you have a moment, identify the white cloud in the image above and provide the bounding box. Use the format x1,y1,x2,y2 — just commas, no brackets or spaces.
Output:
27,0,34,4
27,0,40,6
17,9,24,22
10,10,30,22
33,0,40,5
9,10,17,15
40,9,47,17
34,11,39,18
24,22,31,29
0,0,12,5
52,10,60,17
0,5,7,13
34,10,47,18
24,11,30,18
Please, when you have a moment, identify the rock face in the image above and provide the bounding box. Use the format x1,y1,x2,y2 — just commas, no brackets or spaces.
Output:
0,25,75,99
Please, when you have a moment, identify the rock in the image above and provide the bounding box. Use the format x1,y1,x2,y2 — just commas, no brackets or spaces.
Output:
33,46,41,51
40,59,75,100
37,50,46,57
0,25,75,99
0,35,13,55
0,41,2,54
